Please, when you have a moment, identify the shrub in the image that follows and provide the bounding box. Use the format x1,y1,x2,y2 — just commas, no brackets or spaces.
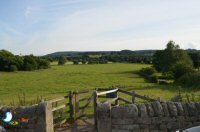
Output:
23,55,38,71
139,67,158,83
159,72,174,80
177,72,200,87
38,59,50,69
139,67,156,76
172,63,194,80
148,74,158,83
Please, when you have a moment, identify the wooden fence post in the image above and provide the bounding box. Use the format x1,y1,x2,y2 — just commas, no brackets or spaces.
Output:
75,90,79,119
132,91,135,103
93,89,98,129
115,90,119,105
69,91,74,120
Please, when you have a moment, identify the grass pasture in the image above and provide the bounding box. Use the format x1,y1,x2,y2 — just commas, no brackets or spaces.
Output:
0,62,199,105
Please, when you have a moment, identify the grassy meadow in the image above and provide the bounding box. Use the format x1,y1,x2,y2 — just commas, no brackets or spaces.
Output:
0,62,199,105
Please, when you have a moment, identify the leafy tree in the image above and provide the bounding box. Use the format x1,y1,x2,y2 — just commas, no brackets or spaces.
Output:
58,56,67,65
153,41,193,73
0,50,19,71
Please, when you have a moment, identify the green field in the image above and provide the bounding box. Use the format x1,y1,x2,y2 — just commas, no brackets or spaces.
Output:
0,62,199,105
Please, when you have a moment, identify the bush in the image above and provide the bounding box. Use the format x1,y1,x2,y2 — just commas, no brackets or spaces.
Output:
172,63,194,80
139,67,158,83
177,72,200,87
139,67,156,76
73,60,79,65
148,74,158,83
38,59,50,69
159,72,174,80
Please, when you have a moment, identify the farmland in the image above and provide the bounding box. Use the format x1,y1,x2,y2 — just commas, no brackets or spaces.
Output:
0,62,199,105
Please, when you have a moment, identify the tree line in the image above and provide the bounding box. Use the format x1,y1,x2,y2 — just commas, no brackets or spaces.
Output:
0,50,50,72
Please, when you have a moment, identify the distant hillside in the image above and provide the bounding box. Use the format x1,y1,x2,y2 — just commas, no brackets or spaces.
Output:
44,50,157,57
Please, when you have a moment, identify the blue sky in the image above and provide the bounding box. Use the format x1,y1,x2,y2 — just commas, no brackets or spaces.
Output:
1,0,200,55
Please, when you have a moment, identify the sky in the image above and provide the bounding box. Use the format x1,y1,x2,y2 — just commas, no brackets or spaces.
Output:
1,0,200,55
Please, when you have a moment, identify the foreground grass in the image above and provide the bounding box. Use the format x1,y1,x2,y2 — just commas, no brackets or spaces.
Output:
0,62,199,105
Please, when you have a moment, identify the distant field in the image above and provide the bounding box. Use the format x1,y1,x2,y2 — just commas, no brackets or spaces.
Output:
0,62,199,105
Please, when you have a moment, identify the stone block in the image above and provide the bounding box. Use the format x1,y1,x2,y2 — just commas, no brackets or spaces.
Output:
138,104,148,117
123,104,138,118
187,102,198,116
112,105,124,118
174,102,184,116
167,102,178,117
146,103,154,117
161,103,169,117
151,101,163,117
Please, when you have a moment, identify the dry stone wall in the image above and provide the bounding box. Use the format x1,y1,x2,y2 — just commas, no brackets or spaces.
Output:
97,101,200,132
0,102,53,132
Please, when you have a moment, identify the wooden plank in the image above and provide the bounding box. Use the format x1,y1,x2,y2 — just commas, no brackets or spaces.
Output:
54,119,67,127
118,97,132,104
48,95,69,103
135,94,155,101
93,90,97,129
118,89,132,96
52,104,66,112
79,95,93,110
97,88,118,96
75,90,79,119
132,91,135,103
69,91,74,119
79,97,89,102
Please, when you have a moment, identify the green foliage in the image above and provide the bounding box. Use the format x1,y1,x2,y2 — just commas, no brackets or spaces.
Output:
139,67,158,83
159,72,174,80
0,50,50,72
38,59,50,69
177,72,200,88
172,62,194,80
139,67,156,76
189,52,200,69
23,55,38,71
153,41,193,73
58,56,67,65
148,74,158,83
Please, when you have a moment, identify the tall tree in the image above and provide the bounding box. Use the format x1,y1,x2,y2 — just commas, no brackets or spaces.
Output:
153,41,193,73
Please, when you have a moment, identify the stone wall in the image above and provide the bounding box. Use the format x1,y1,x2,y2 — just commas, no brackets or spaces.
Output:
0,102,53,132
97,101,200,132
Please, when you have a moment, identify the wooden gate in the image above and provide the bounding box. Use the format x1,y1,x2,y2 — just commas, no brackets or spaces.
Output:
47,90,93,127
